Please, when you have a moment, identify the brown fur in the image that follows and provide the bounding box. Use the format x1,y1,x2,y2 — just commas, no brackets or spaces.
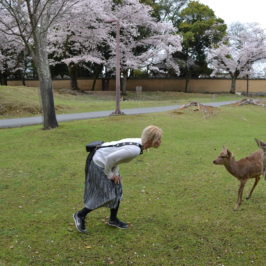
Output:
213,147,264,210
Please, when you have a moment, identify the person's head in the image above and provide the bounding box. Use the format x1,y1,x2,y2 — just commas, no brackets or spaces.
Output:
141,125,163,150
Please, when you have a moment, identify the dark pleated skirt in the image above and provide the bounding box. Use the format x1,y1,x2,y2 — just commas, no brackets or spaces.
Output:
83,160,122,210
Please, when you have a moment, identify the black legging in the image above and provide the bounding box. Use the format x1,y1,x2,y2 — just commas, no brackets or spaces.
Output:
78,201,120,221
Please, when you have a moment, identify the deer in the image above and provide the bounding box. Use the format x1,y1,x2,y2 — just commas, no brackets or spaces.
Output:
255,138,266,179
213,146,264,210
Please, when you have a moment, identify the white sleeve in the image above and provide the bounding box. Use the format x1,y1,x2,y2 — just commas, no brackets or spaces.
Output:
113,166,120,176
104,147,140,179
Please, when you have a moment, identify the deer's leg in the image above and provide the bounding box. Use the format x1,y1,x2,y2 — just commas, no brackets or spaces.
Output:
246,176,260,200
234,180,247,211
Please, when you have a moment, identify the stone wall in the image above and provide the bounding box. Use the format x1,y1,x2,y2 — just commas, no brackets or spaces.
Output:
7,78,266,94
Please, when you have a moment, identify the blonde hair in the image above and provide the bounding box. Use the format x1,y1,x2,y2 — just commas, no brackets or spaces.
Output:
141,125,163,146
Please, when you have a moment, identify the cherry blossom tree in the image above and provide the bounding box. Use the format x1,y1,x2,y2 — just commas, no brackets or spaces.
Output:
49,0,182,114
251,61,266,78
0,0,78,129
207,23,266,93
106,0,182,94
48,0,112,90
0,32,24,85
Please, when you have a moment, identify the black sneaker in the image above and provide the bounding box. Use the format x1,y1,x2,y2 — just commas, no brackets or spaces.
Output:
108,218,128,229
73,212,87,233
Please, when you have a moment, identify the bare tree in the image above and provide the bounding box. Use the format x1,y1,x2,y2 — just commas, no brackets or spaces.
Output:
0,0,77,129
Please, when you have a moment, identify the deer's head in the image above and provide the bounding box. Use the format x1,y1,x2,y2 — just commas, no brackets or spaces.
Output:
213,147,232,165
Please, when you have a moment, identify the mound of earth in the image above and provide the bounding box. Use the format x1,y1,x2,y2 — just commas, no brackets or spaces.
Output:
0,103,65,116
232,98,266,107
172,101,218,118
0,103,41,115
55,88,87,95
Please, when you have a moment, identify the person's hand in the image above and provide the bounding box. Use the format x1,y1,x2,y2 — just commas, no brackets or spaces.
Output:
112,175,121,184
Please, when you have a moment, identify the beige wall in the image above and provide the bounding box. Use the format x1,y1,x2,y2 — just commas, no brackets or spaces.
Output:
7,78,266,93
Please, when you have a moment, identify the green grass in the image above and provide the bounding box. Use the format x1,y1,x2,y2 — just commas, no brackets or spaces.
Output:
0,85,245,118
1,104,266,265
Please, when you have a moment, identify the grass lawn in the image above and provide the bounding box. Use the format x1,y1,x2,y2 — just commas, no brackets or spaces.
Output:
1,103,266,265
0,85,245,118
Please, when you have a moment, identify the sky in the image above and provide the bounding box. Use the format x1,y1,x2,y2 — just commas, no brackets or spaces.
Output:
199,0,266,29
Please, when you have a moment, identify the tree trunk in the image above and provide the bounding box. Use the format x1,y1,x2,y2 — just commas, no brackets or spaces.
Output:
22,76,26,86
1,62,8,85
111,20,123,115
184,71,190,93
91,65,103,91
34,42,58,129
0,73,2,85
121,70,127,96
21,69,26,86
91,77,96,91
246,74,249,97
3,76,7,85
102,78,109,90
230,76,237,94
0,72,7,85
68,64,79,90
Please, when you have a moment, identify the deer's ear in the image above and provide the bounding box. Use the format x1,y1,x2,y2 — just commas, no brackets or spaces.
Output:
255,138,266,148
255,138,262,147
227,149,232,157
